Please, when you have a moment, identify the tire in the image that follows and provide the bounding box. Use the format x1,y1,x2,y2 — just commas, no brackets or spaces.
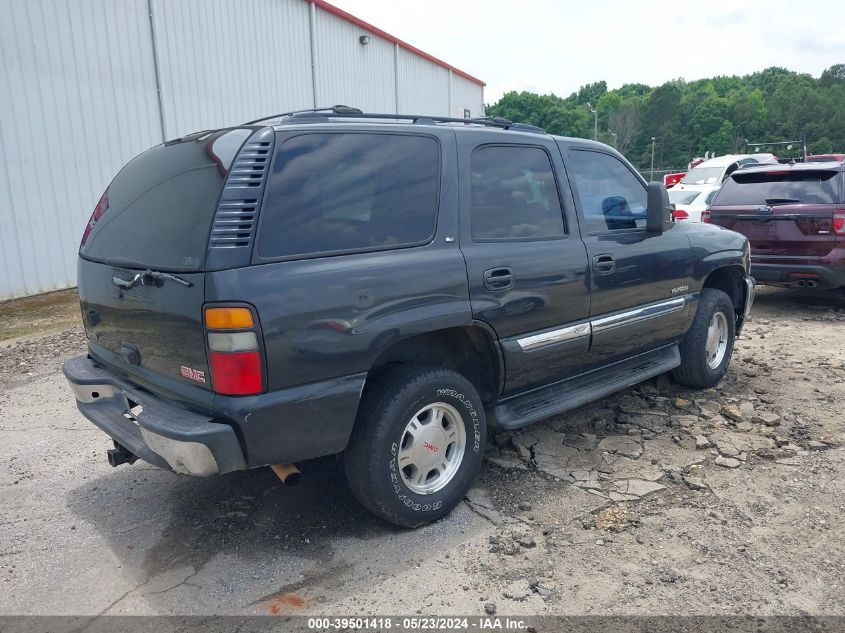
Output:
344,365,486,528
671,288,736,389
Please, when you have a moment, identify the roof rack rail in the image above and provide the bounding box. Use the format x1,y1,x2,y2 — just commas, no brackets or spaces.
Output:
244,106,546,134
243,105,363,126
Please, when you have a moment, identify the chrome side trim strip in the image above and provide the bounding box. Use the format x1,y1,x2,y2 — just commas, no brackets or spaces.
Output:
515,296,691,352
591,297,687,333
517,321,591,351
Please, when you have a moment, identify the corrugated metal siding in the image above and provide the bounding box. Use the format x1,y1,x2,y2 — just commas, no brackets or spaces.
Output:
151,0,313,138
0,0,485,300
313,7,395,112
0,0,162,299
396,47,449,116
451,75,485,119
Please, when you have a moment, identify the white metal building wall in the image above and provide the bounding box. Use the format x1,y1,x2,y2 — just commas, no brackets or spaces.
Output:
396,47,449,116
0,0,162,299
0,0,484,300
151,0,314,139
313,8,396,113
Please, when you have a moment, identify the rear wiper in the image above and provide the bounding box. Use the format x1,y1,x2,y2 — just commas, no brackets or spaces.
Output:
112,269,193,290
765,197,801,205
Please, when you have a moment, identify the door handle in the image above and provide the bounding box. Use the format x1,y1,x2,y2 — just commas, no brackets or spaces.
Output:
483,267,514,291
592,254,616,275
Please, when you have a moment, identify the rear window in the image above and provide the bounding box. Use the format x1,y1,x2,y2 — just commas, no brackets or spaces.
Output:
715,170,841,206
668,190,701,205
680,166,723,185
80,128,251,271
257,133,439,259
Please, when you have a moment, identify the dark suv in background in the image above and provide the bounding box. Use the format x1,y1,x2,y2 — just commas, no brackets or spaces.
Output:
709,162,845,289
64,107,754,527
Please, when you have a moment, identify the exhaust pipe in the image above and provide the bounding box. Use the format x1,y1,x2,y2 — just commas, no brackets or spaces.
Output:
271,463,303,486
806,279,817,288
797,280,806,287
107,442,137,467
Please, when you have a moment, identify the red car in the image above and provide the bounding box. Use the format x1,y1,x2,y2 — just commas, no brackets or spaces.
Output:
807,153,845,163
709,162,845,289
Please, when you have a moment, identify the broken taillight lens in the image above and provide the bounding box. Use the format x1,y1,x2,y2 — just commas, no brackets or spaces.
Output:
80,188,109,247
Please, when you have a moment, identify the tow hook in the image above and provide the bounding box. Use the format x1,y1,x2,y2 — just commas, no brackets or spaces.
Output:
107,441,138,467
271,463,303,486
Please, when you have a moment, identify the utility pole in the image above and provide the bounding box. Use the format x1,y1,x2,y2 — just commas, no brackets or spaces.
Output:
608,130,617,148
587,102,598,141
650,137,656,181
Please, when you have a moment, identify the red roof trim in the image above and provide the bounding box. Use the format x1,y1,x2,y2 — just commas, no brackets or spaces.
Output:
308,0,485,87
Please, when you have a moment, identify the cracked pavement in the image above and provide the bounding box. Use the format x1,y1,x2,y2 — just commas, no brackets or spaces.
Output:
1,287,844,617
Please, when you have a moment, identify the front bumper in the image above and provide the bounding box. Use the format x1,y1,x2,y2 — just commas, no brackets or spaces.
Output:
743,275,756,317
63,355,246,476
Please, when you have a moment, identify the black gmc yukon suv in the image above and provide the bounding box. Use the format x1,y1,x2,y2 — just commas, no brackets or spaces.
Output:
64,108,755,527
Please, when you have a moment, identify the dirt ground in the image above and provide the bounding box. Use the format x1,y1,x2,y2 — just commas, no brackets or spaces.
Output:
0,287,843,618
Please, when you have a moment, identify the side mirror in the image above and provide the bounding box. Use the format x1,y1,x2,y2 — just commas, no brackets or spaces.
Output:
646,182,671,234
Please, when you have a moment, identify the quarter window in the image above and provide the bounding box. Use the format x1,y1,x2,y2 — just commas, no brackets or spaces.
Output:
567,150,648,232
257,133,439,259
470,146,565,240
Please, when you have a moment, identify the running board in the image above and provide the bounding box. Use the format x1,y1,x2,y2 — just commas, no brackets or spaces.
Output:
488,345,681,430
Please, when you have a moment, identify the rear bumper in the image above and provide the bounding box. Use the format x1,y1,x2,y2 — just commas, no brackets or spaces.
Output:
63,355,246,476
750,262,845,288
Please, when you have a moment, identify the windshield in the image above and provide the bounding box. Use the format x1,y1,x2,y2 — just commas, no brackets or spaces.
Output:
715,170,840,206
681,167,723,185
668,190,701,205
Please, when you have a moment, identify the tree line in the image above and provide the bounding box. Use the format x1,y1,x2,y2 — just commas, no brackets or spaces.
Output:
486,65,845,172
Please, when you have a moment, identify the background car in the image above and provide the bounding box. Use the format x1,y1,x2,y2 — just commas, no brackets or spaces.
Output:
806,154,845,163
709,162,845,289
673,153,777,193
669,186,720,222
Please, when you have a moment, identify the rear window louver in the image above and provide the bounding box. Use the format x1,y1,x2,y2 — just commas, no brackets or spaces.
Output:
208,128,275,250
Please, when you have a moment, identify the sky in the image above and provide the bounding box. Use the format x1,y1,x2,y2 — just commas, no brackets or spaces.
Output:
329,0,845,103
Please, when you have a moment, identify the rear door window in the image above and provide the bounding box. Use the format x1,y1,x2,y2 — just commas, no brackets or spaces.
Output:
256,133,439,259
567,150,648,232
470,146,565,240
716,170,840,206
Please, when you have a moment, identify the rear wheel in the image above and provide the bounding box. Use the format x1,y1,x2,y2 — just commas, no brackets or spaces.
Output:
671,288,736,388
344,365,486,527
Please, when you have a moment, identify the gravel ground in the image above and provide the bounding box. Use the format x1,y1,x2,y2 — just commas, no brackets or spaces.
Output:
0,287,843,617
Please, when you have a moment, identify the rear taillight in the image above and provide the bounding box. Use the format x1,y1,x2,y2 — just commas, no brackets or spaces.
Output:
701,209,711,223
204,306,263,396
834,209,845,236
80,188,110,247
672,208,689,221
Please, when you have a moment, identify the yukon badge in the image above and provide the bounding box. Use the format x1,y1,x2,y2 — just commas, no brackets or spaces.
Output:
180,366,206,383
671,285,689,295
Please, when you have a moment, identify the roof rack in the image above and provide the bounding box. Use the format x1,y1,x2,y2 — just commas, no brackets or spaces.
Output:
243,105,546,134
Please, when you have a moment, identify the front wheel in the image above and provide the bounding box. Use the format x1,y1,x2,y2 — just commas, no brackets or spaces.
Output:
344,366,486,527
671,288,736,388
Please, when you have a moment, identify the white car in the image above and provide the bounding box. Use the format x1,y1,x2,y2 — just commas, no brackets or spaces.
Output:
668,186,720,222
673,153,777,193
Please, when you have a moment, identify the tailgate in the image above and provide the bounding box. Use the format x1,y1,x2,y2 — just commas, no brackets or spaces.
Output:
79,259,210,389
711,203,838,257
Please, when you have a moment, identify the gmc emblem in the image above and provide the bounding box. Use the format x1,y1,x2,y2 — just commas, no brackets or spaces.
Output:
180,366,206,383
